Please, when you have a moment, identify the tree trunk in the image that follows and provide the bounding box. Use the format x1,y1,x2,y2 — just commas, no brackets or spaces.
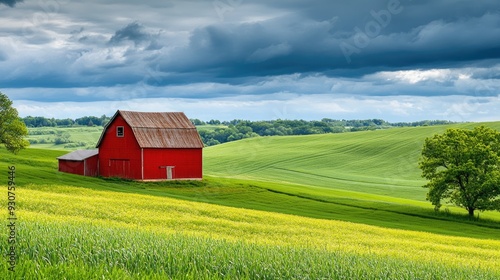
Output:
468,208,475,217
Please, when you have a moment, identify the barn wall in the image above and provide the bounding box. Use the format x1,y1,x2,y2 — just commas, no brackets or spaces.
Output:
98,115,142,179
143,148,202,180
84,155,99,177
58,160,85,176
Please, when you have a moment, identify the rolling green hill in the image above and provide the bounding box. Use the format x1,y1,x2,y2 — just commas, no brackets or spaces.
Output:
205,122,500,202
27,126,103,150
4,122,500,235
3,122,500,278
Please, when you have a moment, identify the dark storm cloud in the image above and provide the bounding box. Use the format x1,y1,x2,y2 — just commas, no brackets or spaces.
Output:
1,0,500,100
109,22,149,45
0,0,22,7
259,0,500,33
156,9,500,82
109,22,163,51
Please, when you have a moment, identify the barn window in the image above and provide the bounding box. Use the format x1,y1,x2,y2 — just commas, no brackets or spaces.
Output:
117,126,124,137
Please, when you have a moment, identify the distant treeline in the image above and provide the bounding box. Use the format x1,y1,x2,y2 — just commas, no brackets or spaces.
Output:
23,115,111,127
194,118,456,146
22,116,456,146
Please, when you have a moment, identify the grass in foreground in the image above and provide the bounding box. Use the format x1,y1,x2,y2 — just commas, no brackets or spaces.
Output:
4,221,498,279
2,184,500,279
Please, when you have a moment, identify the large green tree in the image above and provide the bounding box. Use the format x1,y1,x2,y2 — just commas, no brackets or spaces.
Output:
0,92,29,153
419,126,500,217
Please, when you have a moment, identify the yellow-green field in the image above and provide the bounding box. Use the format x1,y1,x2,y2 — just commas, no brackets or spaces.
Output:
2,122,500,278
3,184,500,278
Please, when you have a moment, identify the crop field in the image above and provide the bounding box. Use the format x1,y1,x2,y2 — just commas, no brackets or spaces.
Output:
205,122,500,202
2,122,500,278
27,126,103,150
2,184,500,279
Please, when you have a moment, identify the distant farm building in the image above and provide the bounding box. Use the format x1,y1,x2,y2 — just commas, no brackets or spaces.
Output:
57,149,99,177
57,110,204,180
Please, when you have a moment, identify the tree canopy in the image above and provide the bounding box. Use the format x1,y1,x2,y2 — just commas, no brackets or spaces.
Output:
419,126,500,217
0,92,29,153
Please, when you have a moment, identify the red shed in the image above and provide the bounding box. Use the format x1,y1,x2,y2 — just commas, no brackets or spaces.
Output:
57,149,99,177
96,110,204,180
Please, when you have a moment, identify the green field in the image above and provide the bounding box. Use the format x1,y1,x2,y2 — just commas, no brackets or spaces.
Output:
2,122,500,278
27,126,103,150
205,122,500,201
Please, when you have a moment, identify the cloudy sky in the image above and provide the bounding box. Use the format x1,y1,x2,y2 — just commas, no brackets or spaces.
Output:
1,0,499,122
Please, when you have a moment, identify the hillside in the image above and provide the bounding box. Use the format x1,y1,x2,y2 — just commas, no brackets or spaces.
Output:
205,122,500,202
18,121,500,225
2,122,500,277
27,126,103,150
5,122,500,232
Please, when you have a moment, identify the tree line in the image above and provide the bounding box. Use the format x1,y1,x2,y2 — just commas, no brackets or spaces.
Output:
194,118,455,146
22,115,456,146
22,115,111,127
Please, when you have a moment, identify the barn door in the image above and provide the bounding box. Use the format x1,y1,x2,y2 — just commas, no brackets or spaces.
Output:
160,166,175,180
166,166,174,180
109,159,131,178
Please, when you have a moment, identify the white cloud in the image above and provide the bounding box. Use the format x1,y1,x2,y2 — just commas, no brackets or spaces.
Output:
13,94,500,123
372,69,453,84
363,66,500,97
395,69,452,84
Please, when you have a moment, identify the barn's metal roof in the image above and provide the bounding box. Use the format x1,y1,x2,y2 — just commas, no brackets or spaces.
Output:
120,111,195,129
96,110,204,149
57,149,99,161
132,128,204,148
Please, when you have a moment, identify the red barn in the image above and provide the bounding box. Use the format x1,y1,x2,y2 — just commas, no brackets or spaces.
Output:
57,110,204,180
97,110,204,180
57,149,99,177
